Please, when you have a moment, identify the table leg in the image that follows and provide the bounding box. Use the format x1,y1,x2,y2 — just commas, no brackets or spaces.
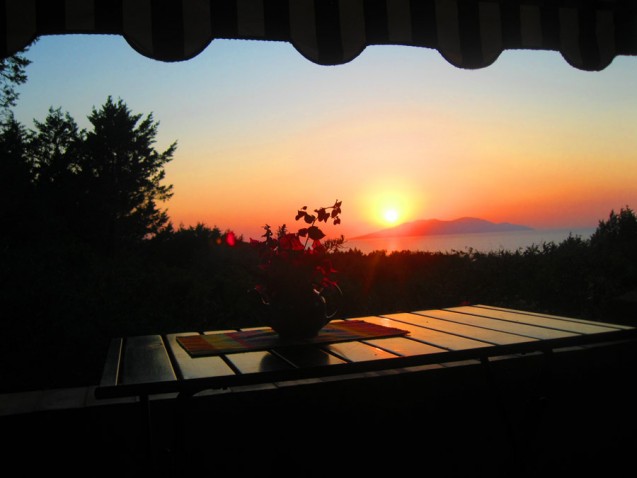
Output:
173,391,195,460
140,394,152,458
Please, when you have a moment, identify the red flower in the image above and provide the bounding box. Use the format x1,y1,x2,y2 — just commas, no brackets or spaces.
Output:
251,200,343,304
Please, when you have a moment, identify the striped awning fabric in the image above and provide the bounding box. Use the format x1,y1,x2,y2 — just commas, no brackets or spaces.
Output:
1,0,635,71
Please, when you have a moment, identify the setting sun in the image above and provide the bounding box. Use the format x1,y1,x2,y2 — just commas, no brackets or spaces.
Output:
383,208,400,224
358,185,420,232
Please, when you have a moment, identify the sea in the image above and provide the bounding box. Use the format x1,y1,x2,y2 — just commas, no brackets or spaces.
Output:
343,227,597,255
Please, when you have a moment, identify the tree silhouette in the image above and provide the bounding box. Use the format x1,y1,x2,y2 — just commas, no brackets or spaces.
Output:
0,97,176,249
589,206,637,304
77,97,176,248
26,107,82,236
0,44,32,119
29,107,80,181
0,114,34,238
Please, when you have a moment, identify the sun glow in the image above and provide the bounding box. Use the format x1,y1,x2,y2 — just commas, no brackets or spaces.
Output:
358,184,421,231
377,198,409,227
383,208,400,224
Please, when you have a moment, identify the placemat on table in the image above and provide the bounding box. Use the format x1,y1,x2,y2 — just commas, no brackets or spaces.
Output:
176,320,409,357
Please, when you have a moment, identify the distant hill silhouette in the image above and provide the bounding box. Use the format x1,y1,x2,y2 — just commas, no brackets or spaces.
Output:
354,217,533,239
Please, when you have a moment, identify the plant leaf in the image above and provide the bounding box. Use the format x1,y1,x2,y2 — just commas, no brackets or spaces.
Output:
308,226,325,241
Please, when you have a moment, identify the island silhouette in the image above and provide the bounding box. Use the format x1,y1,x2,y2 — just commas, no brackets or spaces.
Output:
354,217,532,239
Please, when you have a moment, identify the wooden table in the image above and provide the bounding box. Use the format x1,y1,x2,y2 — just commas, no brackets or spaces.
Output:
94,304,637,474
95,304,635,400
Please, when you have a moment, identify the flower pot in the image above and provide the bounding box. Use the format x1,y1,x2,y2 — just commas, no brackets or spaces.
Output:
261,285,342,340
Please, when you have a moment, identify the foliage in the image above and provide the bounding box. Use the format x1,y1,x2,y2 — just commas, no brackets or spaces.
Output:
250,200,343,307
590,206,637,255
588,206,637,308
2,206,637,392
80,97,176,247
0,43,32,118
0,114,34,237
0,97,176,249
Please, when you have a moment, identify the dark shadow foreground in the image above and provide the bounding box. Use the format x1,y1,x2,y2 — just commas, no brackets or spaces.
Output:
3,339,637,477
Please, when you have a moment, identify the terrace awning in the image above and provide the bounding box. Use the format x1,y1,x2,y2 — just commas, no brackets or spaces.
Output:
1,0,636,71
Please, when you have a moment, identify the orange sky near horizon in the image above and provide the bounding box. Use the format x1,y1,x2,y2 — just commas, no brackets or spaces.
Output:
13,36,637,242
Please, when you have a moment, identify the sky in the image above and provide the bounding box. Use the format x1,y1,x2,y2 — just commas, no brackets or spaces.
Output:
12,34,637,241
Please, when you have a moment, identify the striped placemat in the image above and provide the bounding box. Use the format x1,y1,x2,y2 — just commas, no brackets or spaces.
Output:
176,320,409,357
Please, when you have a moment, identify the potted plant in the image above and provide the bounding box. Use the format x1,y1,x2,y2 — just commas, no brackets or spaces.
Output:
251,200,343,339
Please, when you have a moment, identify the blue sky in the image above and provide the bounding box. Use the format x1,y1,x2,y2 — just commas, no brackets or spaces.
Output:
12,34,637,239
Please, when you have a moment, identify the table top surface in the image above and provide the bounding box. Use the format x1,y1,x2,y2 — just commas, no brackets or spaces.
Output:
95,304,635,400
